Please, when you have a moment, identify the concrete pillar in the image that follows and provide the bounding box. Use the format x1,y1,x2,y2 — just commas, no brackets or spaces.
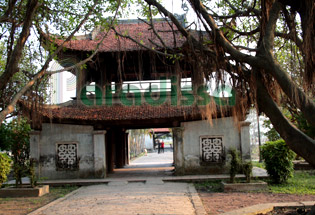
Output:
30,130,41,178
172,127,185,175
93,130,107,178
240,122,251,160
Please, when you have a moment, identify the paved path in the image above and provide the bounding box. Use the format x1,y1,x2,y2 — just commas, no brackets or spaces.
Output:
30,181,206,215
30,150,206,215
108,150,174,179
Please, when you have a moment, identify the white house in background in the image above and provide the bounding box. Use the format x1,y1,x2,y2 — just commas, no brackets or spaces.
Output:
49,61,76,104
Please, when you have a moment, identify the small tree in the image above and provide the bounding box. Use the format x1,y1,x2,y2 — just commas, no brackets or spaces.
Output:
0,153,12,187
7,118,31,187
261,139,296,184
242,161,253,183
228,148,241,183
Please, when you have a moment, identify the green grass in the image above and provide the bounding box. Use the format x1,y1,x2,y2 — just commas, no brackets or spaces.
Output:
50,185,79,198
267,171,315,195
195,171,315,195
194,180,223,192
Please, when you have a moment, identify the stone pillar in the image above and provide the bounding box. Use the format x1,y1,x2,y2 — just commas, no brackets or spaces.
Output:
93,130,107,178
240,122,251,160
172,127,185,175
30,130,41,178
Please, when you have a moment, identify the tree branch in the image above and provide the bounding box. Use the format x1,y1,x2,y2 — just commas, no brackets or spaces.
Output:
0,0,18,23
0,0,40,91
0,0,106,123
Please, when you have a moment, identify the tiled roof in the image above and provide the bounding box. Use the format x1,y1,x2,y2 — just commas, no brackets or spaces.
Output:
46,21,187,52
39,104,202,121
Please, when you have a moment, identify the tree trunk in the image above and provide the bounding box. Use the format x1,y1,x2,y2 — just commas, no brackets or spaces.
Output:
255,75,315,167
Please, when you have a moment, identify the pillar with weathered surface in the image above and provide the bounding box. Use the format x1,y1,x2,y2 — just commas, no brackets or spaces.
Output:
93,130,107,178
30,130,41,178
240,121,251,160
172,127,185,175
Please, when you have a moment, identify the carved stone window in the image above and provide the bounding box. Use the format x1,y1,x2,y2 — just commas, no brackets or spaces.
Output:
56,142,78,170
200,136,224,163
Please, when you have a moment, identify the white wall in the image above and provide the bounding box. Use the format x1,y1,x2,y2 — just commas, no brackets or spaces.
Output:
31,123,97,179
178,118,250,174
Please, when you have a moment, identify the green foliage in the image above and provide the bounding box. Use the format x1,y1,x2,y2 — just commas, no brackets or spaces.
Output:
261,139,296,184
194,180,223,192
252,161,265,169
0,153,12,187
28,159,37,188
0,122,12,151
263,119,280,141
1,118,31,187
242,161,253,183
228,148,241,183
291,111,315,139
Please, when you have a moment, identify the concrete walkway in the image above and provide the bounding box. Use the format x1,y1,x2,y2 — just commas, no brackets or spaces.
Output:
28,151,267,215
30,181,206,215
108,150,174,179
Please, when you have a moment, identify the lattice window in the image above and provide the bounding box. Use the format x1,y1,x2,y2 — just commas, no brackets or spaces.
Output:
56,143,78,170
200,136,224,163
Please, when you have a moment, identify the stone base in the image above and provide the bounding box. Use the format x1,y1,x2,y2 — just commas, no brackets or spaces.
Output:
0,185,49,197
221,181,268,192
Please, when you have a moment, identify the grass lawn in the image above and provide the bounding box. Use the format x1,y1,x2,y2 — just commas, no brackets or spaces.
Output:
0,185,78,215
267,171,315,195
195,171,315,195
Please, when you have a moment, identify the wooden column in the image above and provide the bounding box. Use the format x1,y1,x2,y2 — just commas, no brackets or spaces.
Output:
124,132,129,165
76,68,87,101
115,129,125,168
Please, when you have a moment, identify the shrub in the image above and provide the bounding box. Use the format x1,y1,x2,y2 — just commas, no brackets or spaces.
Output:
242,161,253,183
28,158,37,188
0,153,12,187
261,139,296,184
228,148,241,183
